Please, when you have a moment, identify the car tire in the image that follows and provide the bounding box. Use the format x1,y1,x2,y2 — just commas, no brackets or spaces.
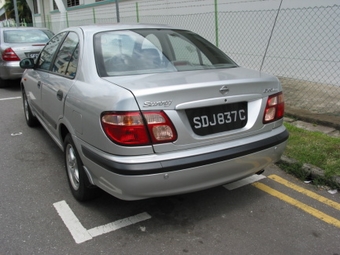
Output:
64,134,99,201
22,88,39,127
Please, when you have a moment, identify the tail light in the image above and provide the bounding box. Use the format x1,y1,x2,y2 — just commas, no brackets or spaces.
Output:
2,48,20,61
101,111,177,146
263,92,285,123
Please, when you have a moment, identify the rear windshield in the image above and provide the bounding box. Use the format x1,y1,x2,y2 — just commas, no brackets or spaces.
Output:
4,29,53,44
94,29,238,77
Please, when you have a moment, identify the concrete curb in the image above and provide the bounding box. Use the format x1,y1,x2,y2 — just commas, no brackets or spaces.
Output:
278,156,340,189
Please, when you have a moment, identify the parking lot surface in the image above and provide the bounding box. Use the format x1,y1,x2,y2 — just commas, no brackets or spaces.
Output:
1,83,339,255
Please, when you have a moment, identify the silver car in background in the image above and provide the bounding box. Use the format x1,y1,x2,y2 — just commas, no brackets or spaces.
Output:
0,27,54,87
20,24,288,201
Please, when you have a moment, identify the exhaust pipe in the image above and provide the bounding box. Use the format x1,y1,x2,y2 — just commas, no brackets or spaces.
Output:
255,169,265,175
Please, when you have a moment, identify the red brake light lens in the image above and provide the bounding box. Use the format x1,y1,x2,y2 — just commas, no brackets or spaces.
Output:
2,48,20,61
263,92,285,123
101,111,177,146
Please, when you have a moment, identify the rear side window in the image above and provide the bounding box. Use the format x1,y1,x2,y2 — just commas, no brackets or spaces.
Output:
52,32,79,78
37,32,67,71
4,29,53,43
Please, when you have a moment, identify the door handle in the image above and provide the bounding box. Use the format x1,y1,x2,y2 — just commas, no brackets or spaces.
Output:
37,81,41,88
56,90,63,101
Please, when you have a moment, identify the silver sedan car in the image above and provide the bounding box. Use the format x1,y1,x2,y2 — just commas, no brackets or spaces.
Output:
0,27,54,87
20,24,288,201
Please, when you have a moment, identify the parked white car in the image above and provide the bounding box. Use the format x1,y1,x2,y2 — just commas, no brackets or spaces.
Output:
20,24,288,201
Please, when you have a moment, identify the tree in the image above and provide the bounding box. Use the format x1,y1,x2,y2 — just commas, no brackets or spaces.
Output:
4,0,32,25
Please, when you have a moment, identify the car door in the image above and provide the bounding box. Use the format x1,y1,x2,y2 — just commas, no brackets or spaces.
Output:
23,32,67,119
40,32,80,139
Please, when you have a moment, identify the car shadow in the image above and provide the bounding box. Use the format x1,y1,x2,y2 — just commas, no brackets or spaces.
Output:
2,79,21,91
77,182,266,235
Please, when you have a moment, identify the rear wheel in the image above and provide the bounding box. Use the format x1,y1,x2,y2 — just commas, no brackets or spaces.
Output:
64,134,99,201
22,88,39,127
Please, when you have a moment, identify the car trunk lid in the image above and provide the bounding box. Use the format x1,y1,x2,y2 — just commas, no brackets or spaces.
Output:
103,67,282,153
2,44,45,61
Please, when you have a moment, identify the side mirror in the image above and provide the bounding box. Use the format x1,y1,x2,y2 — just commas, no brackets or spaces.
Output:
20,58,35,69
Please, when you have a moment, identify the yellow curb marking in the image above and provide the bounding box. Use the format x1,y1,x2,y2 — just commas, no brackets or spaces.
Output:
252,182,340,229
268,174,340,211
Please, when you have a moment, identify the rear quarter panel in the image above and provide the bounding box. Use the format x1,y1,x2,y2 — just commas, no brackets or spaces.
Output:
64,78,155,156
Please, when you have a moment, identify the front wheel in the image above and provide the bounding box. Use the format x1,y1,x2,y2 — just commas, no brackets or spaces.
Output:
64,134,99,201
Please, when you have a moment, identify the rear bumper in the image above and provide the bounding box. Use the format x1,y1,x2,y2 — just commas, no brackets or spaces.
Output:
79,127,288,200
0,61,23,80
82,129,288,175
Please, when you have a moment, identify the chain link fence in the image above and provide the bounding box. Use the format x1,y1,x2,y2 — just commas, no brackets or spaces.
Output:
33,1,340,127
217,5,340,127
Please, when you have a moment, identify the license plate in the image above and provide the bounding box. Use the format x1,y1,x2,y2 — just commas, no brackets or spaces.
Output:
26,52,39,59
186,102,248,136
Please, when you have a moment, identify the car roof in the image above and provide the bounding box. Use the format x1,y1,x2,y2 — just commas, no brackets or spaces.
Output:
65,23,183,34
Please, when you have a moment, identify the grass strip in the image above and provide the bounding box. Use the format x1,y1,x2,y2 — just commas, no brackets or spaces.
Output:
278,122,340,188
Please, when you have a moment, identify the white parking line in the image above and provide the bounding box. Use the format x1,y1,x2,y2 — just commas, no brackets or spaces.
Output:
88,212,151,237
53,201,92,244
53,200,151,244
0,96,22,101
223,174,266,190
